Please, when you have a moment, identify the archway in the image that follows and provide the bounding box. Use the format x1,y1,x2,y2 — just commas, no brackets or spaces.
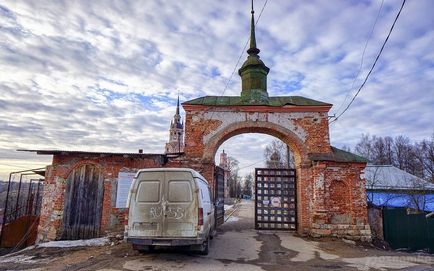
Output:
206,125,309,232
203,120,309,165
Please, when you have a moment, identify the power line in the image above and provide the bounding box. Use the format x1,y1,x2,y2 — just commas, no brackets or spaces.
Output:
0,163,48,169
198,0,270,138
330,0,406,124
238,158,266,171
218,0,269,100
333,0,384,115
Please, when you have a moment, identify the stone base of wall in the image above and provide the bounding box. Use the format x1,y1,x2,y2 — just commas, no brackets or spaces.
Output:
311,223,372,242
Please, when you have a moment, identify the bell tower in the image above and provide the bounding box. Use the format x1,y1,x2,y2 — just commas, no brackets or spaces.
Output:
165,96,184,154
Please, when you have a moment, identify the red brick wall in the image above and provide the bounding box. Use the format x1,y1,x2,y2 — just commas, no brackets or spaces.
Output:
37,154,164,242
310,161,371,241
180,105,371,241
37,104,372,242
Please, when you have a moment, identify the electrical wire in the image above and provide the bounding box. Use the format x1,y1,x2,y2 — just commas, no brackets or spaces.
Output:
237,158,267,171
333,0,384,115
330,0,406,124
0,163,48,169
198,0,270,139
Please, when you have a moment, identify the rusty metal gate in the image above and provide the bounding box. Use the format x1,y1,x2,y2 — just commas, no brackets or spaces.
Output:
255,168,296,230
0,168,45,249
62,164,104,240
214,166,225,226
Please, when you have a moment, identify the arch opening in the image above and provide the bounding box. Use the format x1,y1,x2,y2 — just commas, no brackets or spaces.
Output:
208,125,306,232
203,121,309,167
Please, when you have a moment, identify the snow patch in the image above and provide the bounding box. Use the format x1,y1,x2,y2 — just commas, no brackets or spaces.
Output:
37,237,109,248
224,204,234,211
0,254,39,264
225,216,239,222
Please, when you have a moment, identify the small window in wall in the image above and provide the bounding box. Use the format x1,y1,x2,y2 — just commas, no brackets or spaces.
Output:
137,181,160,202
168,180,192,202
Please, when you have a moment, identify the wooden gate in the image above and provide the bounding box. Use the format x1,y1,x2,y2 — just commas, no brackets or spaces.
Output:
255,168,296,230
62,164,104,240
214,166,225,226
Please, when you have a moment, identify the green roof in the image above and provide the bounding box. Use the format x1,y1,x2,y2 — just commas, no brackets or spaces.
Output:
309,146,368,163
183,96,331,107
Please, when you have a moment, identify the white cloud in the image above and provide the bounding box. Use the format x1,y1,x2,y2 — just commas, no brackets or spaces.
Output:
0,0,433,180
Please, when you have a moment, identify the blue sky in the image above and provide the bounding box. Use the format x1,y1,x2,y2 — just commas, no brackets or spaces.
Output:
0,0,433,179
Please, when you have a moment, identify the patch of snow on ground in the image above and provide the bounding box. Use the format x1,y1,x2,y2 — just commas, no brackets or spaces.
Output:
224,204,234,211
225,216,239,222
0,254,38,264
37,237,109,248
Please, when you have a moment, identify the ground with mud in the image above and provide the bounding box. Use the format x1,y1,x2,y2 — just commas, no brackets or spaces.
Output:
1,200,433,271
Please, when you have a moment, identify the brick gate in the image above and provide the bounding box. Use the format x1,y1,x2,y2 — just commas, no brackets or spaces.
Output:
174,5,372,241
27,3,372,242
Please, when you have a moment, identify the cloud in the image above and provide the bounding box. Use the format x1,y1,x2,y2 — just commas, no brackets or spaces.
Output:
0,0,433,180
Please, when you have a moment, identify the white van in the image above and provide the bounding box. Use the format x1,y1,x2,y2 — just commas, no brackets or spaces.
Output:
125,168,215,255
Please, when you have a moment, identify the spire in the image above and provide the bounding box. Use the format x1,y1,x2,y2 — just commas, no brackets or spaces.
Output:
172,94,181,125
247,0,260,55
176,94,180,115
238,0,270,104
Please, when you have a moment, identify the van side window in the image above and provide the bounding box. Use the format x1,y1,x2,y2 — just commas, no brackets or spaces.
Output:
137,181,160,202
199,180,210,204
168,180,192,202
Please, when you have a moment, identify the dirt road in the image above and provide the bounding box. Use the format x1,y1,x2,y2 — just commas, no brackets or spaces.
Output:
1,200,433,271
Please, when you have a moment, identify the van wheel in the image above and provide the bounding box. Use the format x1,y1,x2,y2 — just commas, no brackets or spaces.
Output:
197,238,209,255
210,227,216,240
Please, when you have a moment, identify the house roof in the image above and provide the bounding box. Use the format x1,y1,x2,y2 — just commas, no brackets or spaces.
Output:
18,149,165,158
364,165,434,191
183,96,332,107
308,146,369,163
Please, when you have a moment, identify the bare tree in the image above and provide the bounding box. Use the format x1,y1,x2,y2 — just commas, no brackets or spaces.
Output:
264,139,295,169
355,134,373,161
355,133,433,183
242,173,254,197
227,156,241,198
416,135,434,183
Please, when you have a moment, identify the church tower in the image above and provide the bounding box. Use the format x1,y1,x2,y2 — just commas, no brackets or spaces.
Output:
165,96,184,154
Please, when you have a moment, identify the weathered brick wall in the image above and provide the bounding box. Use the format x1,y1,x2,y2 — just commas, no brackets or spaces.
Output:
37,104,372,242
183,106,331,164
37,154,164,242
181,104,370,241
310,161,371,241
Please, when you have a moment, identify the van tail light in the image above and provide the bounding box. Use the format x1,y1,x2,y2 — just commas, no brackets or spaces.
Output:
198,208,204,226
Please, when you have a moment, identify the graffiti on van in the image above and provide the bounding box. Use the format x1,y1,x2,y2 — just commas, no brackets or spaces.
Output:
167,207,185,220
150,207,163,219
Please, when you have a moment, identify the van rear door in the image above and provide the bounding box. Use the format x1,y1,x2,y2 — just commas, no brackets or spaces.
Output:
163,171,197,238
129,171,164,237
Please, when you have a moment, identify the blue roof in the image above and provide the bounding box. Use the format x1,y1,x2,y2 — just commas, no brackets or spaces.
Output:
368,191,434,212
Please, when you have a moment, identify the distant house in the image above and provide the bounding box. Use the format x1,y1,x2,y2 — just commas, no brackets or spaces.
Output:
365,165,434,212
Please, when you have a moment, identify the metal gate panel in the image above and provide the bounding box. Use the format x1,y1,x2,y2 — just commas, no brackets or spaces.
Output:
255,168,296,230
214,166,225,226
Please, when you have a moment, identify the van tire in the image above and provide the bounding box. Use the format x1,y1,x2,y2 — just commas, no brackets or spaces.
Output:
210,227,216,240
197,238,209,255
